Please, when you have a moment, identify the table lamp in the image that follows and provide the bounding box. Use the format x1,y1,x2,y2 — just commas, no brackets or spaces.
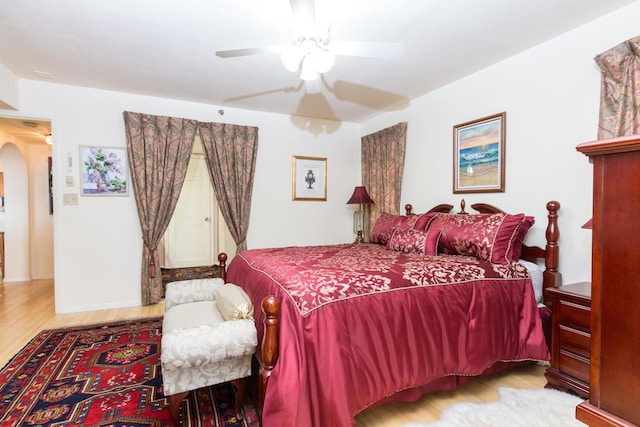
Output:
346,186,374,243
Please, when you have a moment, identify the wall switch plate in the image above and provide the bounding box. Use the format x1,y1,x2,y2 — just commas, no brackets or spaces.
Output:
65,176,74,186
63,193,78,205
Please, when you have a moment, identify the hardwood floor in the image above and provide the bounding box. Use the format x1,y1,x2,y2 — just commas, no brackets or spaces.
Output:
355,364,548,426
0,279,164,367
0,279,549,427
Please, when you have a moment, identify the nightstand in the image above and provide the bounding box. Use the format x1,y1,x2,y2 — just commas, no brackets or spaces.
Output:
544,281,591,398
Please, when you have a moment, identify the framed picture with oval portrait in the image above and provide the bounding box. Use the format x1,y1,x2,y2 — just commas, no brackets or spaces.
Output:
292,155,327,201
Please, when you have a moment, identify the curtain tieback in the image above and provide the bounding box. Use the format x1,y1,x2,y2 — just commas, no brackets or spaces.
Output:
146,244,157,278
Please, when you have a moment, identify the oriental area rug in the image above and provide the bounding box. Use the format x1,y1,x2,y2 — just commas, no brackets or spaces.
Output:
0,317,259,427
404,386,585,427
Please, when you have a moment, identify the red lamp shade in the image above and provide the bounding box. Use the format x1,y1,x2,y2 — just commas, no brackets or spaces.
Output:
346,186,374,205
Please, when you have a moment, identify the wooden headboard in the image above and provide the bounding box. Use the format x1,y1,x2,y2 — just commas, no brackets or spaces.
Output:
405,199,561,306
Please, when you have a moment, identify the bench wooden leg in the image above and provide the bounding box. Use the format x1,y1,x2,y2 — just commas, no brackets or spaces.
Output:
230,377,248,421
168,391,189,425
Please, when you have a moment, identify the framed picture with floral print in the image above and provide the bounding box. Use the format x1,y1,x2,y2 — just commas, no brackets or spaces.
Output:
292,155,327,201
453,112,506,193
80,146,129,196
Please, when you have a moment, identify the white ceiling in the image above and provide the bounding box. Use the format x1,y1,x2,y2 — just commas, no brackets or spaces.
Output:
0,0,636,129
0,117,51,146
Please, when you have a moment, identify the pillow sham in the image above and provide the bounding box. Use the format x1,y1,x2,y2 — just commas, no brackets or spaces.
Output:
509,215,535,261
370,212,436,244
427,212,529,264
386,227,440,255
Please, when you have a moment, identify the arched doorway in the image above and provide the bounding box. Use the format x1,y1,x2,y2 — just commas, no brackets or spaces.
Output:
0,115,54,283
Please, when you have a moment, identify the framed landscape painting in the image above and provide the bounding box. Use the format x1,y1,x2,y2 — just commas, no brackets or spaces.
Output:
80,146,129,196
453,112,506,193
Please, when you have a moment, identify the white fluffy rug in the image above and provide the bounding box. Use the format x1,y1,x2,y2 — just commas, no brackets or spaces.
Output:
404,387,585,427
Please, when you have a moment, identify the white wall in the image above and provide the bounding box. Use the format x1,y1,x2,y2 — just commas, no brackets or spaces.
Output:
0,63,19,110
28,143,54,279
362,1,640,285
15,80,361,313
6,0,640,311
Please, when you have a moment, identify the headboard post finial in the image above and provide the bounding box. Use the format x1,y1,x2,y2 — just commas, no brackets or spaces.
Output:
459,199,468,214
405,204,413,215
218,252,227,282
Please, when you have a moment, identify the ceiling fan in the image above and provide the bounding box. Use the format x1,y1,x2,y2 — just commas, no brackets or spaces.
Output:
215,0,404,94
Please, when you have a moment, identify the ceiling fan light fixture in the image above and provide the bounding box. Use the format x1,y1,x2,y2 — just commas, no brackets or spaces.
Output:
290,21,329,45
281,44,304,71
313,47,335,73
305,78,321,94
281,19,334,80
300,55,319,81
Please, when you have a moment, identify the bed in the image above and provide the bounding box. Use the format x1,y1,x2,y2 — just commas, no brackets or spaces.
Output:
223,200,561,427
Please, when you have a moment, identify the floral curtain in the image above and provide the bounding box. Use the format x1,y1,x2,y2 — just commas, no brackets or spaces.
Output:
197,122,259,253
594,36,640,138
123,112,197,305
361,122,408,239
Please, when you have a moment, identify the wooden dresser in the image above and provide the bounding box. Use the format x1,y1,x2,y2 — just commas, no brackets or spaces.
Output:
545,282,591,398
575,136,640,427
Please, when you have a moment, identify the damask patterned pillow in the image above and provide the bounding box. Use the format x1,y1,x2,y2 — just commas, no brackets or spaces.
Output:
370,212,436,244
427,212,529,264
413,212,438,230
386,227,440,255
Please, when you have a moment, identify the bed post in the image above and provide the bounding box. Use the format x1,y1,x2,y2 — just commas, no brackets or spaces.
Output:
218,252,227,282
217,253,279,423
542,201,561,305
259,296,280,420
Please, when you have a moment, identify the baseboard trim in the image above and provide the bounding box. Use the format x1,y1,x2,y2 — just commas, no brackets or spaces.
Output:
55,299,143,314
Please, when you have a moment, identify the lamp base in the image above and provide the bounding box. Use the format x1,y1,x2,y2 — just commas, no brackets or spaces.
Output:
354,230,364,244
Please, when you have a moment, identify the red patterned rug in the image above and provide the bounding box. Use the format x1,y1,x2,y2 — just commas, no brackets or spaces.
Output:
0,317,259,426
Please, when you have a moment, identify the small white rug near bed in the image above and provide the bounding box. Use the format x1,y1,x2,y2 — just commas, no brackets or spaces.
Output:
404,387,585,427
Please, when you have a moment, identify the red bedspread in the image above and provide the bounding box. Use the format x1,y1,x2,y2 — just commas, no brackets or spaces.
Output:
227,244,550,427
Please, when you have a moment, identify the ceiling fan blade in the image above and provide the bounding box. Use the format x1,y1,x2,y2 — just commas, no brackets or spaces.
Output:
289,0,316,23
330,80,410,110
223,82,304,103
216,45,286,58
329,41,405,59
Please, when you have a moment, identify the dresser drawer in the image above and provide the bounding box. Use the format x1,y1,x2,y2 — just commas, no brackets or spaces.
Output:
559,349,590,383
559,325,590,358
557,300,590,331
545,283,591,398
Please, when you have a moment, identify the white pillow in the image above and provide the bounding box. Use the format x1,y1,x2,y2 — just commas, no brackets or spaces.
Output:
215,283,254,321
519,259,543,304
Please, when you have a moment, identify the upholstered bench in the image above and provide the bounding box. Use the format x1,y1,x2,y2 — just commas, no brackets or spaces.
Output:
161,278,257,424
